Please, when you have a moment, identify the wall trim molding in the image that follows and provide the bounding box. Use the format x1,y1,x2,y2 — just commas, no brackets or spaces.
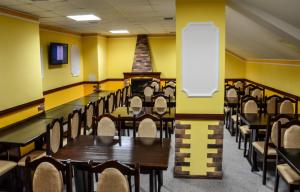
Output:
175,113,224,120
0,6,39,22
40,24,81,36
225,78,299,100
0,98,44,117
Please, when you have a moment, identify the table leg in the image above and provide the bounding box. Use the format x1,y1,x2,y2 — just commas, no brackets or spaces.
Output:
150,170,154,192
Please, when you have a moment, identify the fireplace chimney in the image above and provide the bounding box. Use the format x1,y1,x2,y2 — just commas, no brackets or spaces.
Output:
132,35,152,72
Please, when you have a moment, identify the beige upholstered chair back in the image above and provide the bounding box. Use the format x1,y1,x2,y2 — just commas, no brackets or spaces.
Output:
98,99,105,116
226,88,238,98
130,96,143,115
138,118,157,138
266,97,277,114
284,125,300,149
97,117,116,136
280,100,294,114
86,105,94,128
144,86,154,97
127,86,131,97
70,112,79,139
50,121,61,153
244,86,251,95
154,96,167,114
116,91,121,107
33,162,63,192
244,100,258,113
97,168,129,192
108,95,114,113
151,82,159,92
234,81,243,90
270,118,289,147
164,87,175,98
166,81,176,87
251,89,262,100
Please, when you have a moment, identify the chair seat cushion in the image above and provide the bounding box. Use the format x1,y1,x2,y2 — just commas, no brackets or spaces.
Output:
63,138,68,147
277,164,300,185
252,141,276,156
0,160,17,176
231,115,237,122
18,150,46,166
239,125,250,135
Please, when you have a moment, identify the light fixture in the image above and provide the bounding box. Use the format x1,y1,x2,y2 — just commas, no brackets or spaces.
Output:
109,30,129,34
67,14,101,21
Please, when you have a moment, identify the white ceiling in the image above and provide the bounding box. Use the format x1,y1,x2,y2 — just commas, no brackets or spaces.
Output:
1,0,300,60
0,0,176,35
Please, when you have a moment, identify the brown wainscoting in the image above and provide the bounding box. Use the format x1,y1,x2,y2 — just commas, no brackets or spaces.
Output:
43,82,87,95
0,98,44,117
225,78,299,100
175,113,224,120
161,78,176,81
225,78,246,83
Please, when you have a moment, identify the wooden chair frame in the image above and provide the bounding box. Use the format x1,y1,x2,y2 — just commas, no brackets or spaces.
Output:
133,113,163,140
275,97,298,116
93,114,121,139
25,156,72,192
96,97,105,117
106,93,115,113
263,95,281,114
67,109,82,142
46,118,64,155
84,102,96,135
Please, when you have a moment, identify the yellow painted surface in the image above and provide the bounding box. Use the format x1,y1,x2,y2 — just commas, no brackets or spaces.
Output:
97,36,108,81
106,37,136,78
180,121,219,175
82,36,99,81
176,0,225,114
0,16,43,111
176,0,226,175
40,30,84,91
246,61,300,97
101,81,124,91
225,51,246,79
149,36,176,78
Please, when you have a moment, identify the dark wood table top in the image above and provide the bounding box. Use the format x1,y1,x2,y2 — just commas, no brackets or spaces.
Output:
238,113,270,129
0,114,52,146
65,96,99,106
53,136,171,170
44,104,83,123
111,107,175,121
277,147,300,175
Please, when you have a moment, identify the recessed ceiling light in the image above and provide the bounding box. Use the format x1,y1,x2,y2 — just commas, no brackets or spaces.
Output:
109,30,129,34
67,14,101,21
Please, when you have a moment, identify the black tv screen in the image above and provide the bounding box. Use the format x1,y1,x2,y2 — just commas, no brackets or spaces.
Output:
49,43,68,65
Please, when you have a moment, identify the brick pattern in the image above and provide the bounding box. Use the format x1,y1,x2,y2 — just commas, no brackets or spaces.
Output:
174,122,224,179
174,124,191,177
132,35,152,72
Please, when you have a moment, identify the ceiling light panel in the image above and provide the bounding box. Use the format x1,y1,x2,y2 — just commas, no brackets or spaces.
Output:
67,14,101,21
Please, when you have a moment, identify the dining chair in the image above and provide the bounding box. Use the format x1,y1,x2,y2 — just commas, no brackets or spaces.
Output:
93,114,120,137
0,159,17,191
163,85,175,99
274,120,300,192
244,84,255,95
45,118,64,156
226,86,239,131
234,80,244,91
67,109,82,143
84,102,95,135
115,89,122,108
165,80,176,87
25,156,72,192
250,87,264,101
237,96,259,157
87,160,140,192
264,95,281,114
276,97,298,115
96,97,105,116
121,87,127,107
252,114,293,184
150,81,160,92
130,95,144,115
107,93,115,113
144,85,154,99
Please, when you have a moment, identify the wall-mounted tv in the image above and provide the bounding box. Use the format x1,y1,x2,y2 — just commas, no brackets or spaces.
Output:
49,43,68,65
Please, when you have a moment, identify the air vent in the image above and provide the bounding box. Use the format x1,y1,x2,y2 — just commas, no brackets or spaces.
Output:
164,17,174,21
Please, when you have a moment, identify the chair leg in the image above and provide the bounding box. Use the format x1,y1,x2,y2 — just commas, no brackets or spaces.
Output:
243,135,248,157
289,184,296,192
274,168,280,192
252,149,258,172
238,132,242,149
235,123,239,142
262,156,267,185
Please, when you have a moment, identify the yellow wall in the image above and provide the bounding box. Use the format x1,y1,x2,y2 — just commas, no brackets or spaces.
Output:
106,36,176,78
82,36,99,81
0,16,43,111
97,36,108,81
40,29,84,91
225,51,246,79
246,61,300,97
149,36,176,78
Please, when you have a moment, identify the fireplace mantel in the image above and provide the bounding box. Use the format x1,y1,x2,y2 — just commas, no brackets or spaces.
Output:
123,72,161,79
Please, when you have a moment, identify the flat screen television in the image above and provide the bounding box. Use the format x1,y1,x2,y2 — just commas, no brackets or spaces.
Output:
49,43,68,65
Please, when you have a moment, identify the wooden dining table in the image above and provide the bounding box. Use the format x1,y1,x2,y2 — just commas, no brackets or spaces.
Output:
53,135,171,192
